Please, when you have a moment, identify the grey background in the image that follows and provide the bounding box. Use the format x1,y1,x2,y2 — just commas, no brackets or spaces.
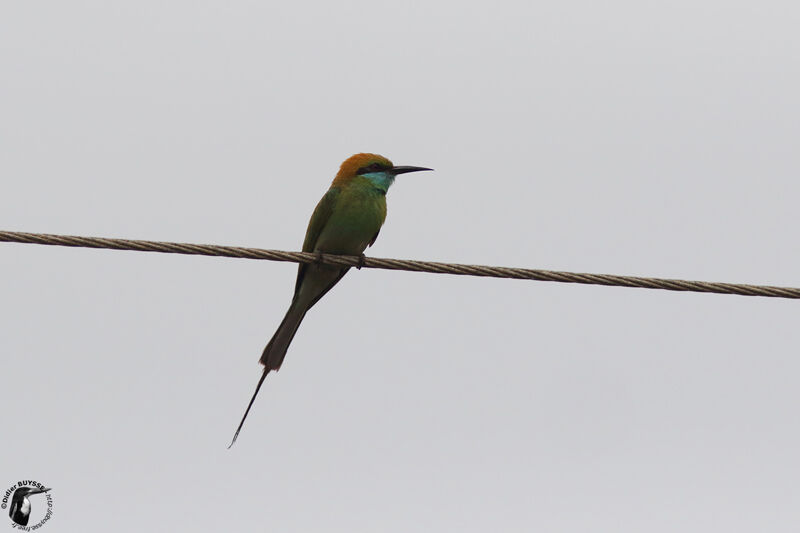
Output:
2,1,799,531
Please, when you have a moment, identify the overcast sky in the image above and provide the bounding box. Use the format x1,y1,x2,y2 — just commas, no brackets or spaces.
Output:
2,1,800,531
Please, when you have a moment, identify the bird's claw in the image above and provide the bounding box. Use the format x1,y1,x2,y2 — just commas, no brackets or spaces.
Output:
315,250,325,265
356,253,366,270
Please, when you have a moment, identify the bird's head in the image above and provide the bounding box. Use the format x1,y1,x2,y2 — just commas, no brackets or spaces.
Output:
332,153,432,191
17,486,50,498
11,486,50,505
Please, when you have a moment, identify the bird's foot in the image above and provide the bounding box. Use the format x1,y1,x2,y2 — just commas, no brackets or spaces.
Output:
315,250,325,265
356,253,367,270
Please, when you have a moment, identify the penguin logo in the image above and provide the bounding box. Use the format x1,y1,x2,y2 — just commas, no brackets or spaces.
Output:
1,481,53,529
9,485,50,526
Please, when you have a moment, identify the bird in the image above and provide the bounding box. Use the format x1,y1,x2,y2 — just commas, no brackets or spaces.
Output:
9,486,50,526
229,153,431,446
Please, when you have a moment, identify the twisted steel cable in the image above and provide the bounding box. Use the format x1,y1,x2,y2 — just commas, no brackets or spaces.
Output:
1,230,798,299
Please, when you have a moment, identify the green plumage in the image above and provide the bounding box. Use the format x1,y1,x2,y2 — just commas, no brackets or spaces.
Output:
262,179,387,370
230,153,430,446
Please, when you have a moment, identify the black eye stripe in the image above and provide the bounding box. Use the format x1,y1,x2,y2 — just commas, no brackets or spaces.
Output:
357,163,387,174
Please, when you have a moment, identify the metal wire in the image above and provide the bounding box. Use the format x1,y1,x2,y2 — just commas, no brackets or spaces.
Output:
2,229,798,299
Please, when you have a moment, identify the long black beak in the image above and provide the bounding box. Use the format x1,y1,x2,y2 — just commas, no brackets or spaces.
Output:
390,165,433,175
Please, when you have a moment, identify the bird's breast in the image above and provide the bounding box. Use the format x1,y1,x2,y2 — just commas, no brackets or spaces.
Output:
315,185,387,254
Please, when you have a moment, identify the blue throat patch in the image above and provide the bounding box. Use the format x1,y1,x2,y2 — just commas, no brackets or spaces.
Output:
361,172,395,193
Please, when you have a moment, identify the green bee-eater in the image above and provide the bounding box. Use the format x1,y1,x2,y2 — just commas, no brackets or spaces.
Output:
230,153,431,445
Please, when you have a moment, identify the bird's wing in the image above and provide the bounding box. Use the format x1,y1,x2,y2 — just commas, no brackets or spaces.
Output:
294,187,341,295
301,187,340,253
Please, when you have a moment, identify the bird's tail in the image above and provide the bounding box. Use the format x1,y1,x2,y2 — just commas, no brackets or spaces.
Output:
260,301,307,370
228,302,307,447
229,368,269,447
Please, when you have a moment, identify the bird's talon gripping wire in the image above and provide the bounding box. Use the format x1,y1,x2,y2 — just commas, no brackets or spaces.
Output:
315,250,325,265
357,253,366,270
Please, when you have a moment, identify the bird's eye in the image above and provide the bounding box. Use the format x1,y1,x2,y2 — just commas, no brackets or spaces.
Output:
357,162,386,174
